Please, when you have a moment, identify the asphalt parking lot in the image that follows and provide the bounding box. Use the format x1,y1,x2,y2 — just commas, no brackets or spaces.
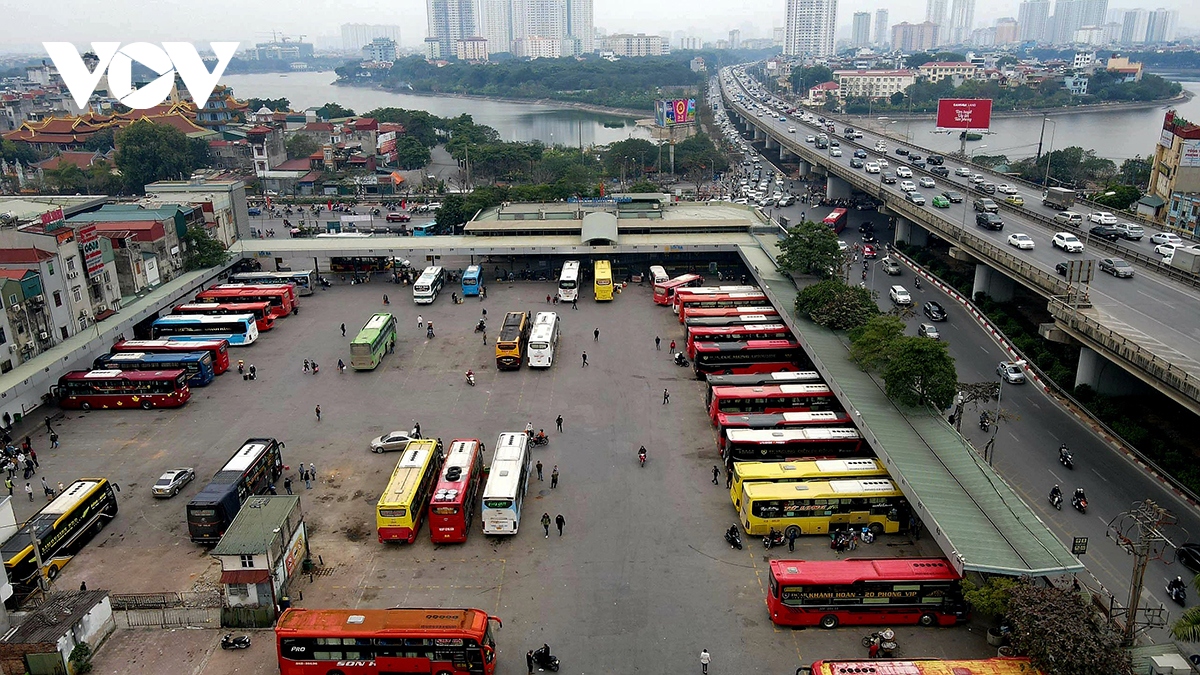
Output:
30,268,994,674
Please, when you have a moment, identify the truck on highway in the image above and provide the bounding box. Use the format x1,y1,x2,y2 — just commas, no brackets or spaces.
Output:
1042,187,1076,210
1169,246,1200,274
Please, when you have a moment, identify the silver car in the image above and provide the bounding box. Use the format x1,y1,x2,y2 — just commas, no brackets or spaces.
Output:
997,361,1026,384
152,468,196,498
370,430,419,453
918,323,940,340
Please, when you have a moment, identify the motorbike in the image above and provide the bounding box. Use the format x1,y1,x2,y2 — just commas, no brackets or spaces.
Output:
979,415,991,432
861,630,897,657
638,451,646,467
914,277,922,289
427,326,435,339
1072,495,1088,513
673,352,690,367
763,528,785,550
725,526,743,550
1049,491,1063,510
319,277,332,289
531,434,549,447
1059,449,1074,469
1169,580,1187,606
465,371,476,387
221,633,251,650
474,320,486,333
533,645,560,672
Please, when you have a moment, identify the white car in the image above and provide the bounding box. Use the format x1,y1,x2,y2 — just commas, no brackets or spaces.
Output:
1089,211,1118,225
996,184,1018,195
830,147,842,157
955,166,972,177
1155,242,1182,257
1052,232,1084,253
805,135,816,143
152,468,196,498
788,127,796,133
889,285,912,305
877,159,890,169
371,430,420,453
919,177,936,188
875,142,887,152
900,180,917,193
1151,232,1183,246
865,162,881,174
896,166,913,178
1007,233,1035,250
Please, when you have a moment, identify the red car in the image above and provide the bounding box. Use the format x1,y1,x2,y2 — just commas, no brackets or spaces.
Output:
386,212,411,223
863,244,878,259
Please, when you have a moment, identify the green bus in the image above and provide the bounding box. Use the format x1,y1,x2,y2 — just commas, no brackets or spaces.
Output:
350,313,397,370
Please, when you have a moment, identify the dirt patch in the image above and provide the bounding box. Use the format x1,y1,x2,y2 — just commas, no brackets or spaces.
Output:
343,522,371,542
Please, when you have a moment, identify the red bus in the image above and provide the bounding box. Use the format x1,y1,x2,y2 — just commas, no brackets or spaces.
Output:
804,658,1039,675
275,607,502,675
682,306,780,323
686,312,782,328
429,438,484,544
215,281,298,308
652,273,703,305
705,371,822,408
174,301,276,332
200,285,294,318
768,558,968,629
112,338,230,375
724,427,865,461
708,383,835,421
823,208,848,233
677,293,770,322
693,340,806,379
53,369,191,410
687,323,792,358
717,410,854,452
670,286,759,314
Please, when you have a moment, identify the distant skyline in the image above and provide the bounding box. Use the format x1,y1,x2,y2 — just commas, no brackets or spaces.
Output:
0,0,1195,51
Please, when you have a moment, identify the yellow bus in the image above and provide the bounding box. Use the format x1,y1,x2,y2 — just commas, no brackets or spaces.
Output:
594,260,613,301
730,459,889,511
740,478,907,537
376,439,444,544
495,311,530,370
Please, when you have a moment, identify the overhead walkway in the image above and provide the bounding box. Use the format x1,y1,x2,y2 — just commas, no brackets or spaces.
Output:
738,235,1082,576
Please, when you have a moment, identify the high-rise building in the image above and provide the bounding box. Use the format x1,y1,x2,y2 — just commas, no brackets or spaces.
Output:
729,29,741,49
784,0,837,57
1018,0,1050,41
513,0,566,42
1049,0,1105,44
874,8,889,46
680,36,703,50
427,0,477,58
1081,0,1108,27
892,21,940,52
477,0,513,53
926,0,948,44
1146,8,1178,43
362,37,399,62
773,26,786,45
851,12,872,47
947,0,975,44
1120,8,1148,43
994,17,1019,43
605,33,666,57
566,0,594,53
341,24,402,53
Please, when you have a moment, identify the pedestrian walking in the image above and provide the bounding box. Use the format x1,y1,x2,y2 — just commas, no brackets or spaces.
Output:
340,322,346,337
593,328,599,341
24,482,32,501
546,294,552,303
712,465,720,485
536,460,544,481
541,512,551,538
303,359,310,373
868,638,880,659
655,336,661,350
309,462,316,480
669,340,676,352
284,477,293,495
787,529,797,552
4,477,11,496
527,650,535,675
571,299,577,310
80,581,87,592
315,405,322,421
663,389,670,404
555,513,565,536
383,293,390,305
248,364,256,380
44,416,52,434
417,315,424,328
581,352,588,367
700,649,711,674
551,466,559,488
40,476,48,495
726,468,733,489
338,359,346,373
29,449,37,468
481,307,487,318
525,422,533,438
302,468,312,490
482,330,487,345
49,432,58,449
555,415,563,432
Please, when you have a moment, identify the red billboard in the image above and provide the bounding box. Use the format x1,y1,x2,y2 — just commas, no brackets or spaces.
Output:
935,99,993,130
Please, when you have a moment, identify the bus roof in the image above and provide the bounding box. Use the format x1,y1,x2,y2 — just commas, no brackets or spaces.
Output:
354,313,394,340
205,285,289,295
498,312,527,343
691,323,788,333
734,459,887,481
64,369,185,381
463,265,481,277
179,301,270,310
744,479,900,500
116,338,229,350
726,427,863,442
707,372,822,387
808,660,1040,675
717,411,853,427
1,479,107,560
769,557,961,585
223,439,276,473
155,314,256,324
433,439,480,502
380,440,440,505
679,292,766,302
685,306,779,316
484,432,528,500
102,352,205,362
694,339,801,352
674,286,759,296
276,607,488,635
712,384,833,397
534,311,557,325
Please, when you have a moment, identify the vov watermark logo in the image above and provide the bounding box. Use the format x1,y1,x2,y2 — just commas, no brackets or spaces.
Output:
43,42,239,110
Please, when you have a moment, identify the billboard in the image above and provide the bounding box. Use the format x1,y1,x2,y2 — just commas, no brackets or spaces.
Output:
655,98,696,127
1181,139,1200,168
377,131,397,155
78,224,104,278
935,98,992,131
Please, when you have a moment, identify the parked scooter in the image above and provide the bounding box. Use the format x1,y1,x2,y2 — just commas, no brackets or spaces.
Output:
532,645,560,672
861,629,898,657
979,413,991,432
763,528,785,550
725,524,743,550
474,319,486,333
221,634,251,650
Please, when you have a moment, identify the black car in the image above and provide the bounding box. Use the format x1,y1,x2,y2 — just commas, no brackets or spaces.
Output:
923,301,947,321
1089,224,1121,241
912,159,927,169
942,190,964,203
850,157,865,168
930,165,950,177
1055,261,1069,275
854,149,868,159
882,172,897,184
859,222,875,234
1177,543,1200,573
895,148,909,156
862,232,877,244
976,213,1004,230
909,154,922,162
927,154,945,165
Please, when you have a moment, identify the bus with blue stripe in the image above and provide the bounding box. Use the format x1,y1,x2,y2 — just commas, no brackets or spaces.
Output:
461,265,483,297
151,314,260,346
93,350,216,387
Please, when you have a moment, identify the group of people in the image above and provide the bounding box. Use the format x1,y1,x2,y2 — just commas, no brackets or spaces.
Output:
831,526,873,552
302,359,321,375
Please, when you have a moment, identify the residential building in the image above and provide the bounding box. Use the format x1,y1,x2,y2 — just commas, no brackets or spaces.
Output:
210,496,307,626
773,26,786,46
513,35,563,58
833,69,917,99
892,22,940,52
427,0,478,59
1050,0,1106,44
143,177,248,248
918,61,978,82
994,18,1019,43
456,37,490,61
680,36,703,50
477,0,513,53
1072,51,1096,70
362,37,399,63
566,0,594,53
1081,0,1109,27
65,204,193,297
341,24,402,53
1147,111,1200,225
806,81,840,106
513,0,566,43
0,591,115,675
946,0,975,44
1166,192,1200,234
784,0,837,58
247,40,314,61
1075,23,1120,44
729,29,741,50
1120,8,1148,44
851,12,872,48
1145,8,1178,43
1105,55,1143,82
874,9,889,46
0,269,54,370
605,33,666,57
242,125,287,180
0,248,77,344
1063,73,1089,94
926,0,948,45
425,37,444,60
1018,0,1051,41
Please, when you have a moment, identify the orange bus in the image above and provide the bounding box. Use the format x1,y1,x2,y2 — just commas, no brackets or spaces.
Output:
275,607,502,675
201,284,295,318
677,293,771,323
174,301,276,332
803,659,1039,675
670,286,759,314
708,383,836,422
429,439,484,544
652,273,703,305
686,323,792,358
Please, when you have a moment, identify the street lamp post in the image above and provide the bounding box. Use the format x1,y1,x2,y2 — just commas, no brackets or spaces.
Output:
1041,119,1058,188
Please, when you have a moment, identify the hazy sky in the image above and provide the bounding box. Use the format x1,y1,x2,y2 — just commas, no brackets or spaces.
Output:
1,0,1194,51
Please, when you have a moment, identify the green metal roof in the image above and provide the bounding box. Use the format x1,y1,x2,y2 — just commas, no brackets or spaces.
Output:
740,236,1082,576
210,495,300,556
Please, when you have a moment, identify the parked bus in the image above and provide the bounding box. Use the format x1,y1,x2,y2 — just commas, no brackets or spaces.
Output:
803,659,1039,675
769,558,967,629
822,208,848,233
411,222,437,236
54,369,191,410
461,265,483,297
527,312,560,368
93,351,216,387
413,266,446,305
677,293,771,323
686,323,792,358
670,286,760,314
725,428,866,462
652,273,703,305
275,607,502,675
557,260,581,303
2,478,118,605
705,371,823,408
174,301,276,332
112,338,230,375
593,260,613,301
495,311,530,370
229,270,316,296
350,313,397,370
198,286,294,318
481,432,532,535
648,265,669,285
376,439,445,544
186,438,284,544
693,340,807,379
429,439,484,544
708,383,836,421
151,314,259,346
315,231,371,239
740,478,907,536
682,306,779,323
730,459,888,511
330,256,392,273
686,312,783,328
716,411,855,452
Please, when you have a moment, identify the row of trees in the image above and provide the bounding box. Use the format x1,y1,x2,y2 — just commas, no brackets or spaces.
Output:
970,145,1151,209
32,122,210,196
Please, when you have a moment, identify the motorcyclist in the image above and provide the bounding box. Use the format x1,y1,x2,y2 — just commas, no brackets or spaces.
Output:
1050,485,1062,501
535,429,547,443
1059,443,1069,457
638,445,647,461
1170,576,1186,598
727,524,739,540
465,369,474,380
1073,487,1086,505
914,276,922,289
980,411,989,427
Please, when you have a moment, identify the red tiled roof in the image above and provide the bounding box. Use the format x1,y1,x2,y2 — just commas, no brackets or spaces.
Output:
810,81,839,91
274,158,313,171
298,170,324,183
0,269,35,280
0,248,55,264
33,151,102,171
302,123,334,132
220,569,270,584
89,221,166,243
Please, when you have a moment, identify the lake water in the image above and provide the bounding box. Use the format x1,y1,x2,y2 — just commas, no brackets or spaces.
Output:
221,71,650,146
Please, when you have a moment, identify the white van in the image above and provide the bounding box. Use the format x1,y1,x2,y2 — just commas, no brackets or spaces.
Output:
1054,211,1084,227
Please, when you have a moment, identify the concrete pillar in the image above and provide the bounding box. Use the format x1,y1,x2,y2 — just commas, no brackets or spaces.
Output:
895,217,911,244
972,263,1015,302
779,146,792,161
764,136,778,150
894,217,928,247
754,126,765,140
826,175,852,200
1074,346,1152,396
796,160,811,178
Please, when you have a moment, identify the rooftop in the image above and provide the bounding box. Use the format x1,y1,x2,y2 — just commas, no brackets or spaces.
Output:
211,495,301,556
2,590,109,644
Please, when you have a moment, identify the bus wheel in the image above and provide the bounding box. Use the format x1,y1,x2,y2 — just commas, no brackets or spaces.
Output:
46,565,59,580
869,522,884,535
819,614,839,629
919,613,937,627
784,525,801,539
80,402,91,411
141,400,153,410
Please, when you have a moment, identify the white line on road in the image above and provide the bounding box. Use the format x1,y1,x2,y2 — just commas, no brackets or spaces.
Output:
1050,470,1063,483
1092,468,1110,483
1136,290,1172,306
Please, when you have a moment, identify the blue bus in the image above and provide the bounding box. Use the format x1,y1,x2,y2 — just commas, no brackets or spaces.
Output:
412,222,437,237
150,314,260,346
93,351,216,387
462,265,483,296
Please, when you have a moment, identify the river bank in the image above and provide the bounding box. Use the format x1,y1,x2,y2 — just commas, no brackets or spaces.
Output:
336,79,651,119
845,91,1192,123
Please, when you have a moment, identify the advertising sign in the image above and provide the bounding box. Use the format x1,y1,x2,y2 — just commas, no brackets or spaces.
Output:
1180,139,1200,168
40,208,64,227
656,98,696,127
1160,128,1176,149
78,224,104,277
377,130,397,155
934,98,993,130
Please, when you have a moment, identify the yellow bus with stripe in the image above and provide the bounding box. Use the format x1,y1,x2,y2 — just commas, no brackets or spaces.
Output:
730,459,889,511
376,439,444,544
740,478,907,537
594,260,613,301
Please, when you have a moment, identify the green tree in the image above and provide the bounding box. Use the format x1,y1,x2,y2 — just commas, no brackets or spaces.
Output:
790,65,834,92
777,220,842,279
0,138,37,165
316,102,355,119
1118,156,1152,188
1007,582,1132,675
286,134,320,160
189,137,211,169
848,315,905,371
82,127,115,152
795,280,878,331
68,642,94,674
882,337,957,408
628,179,662,193
1093,184,1141,211
181,224,230,271
434,194,470,233
84,160,122,195
604,138,656,179
114,121,198,193
42,160,86,193
246,97,290,111
961,576,1018,619
394,136,431,170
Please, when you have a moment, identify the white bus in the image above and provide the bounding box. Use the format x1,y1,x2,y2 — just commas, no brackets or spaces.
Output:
557,260,581,303
314,232,372,238
412,266,445,305
527,312,560,368
649,265,669,285
481,432,532,535
228,270,317,296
